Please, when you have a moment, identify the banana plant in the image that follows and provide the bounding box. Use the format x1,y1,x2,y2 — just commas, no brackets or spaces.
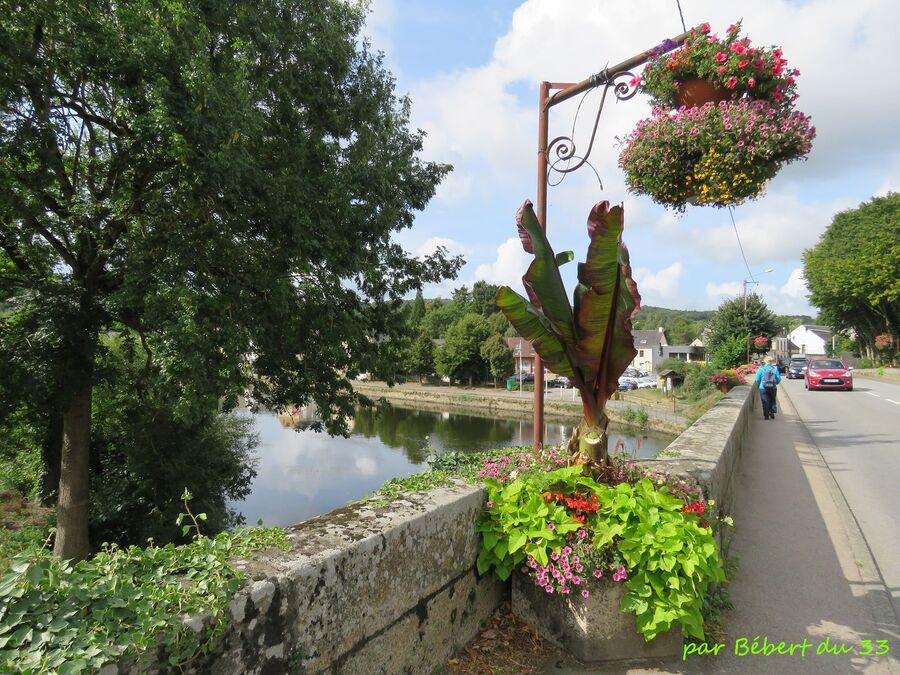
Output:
496,199,641,467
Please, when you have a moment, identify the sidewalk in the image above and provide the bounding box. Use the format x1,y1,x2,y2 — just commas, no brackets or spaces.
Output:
535,385,900,674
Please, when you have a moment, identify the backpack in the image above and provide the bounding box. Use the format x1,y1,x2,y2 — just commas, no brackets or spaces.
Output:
762,366,777,390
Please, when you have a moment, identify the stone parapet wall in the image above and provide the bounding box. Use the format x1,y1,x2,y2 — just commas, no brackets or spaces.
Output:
121,484,507,674
127,386,754,673
636,384,756,514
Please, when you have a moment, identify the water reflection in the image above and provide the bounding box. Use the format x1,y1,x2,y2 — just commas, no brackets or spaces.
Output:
229,403,674,528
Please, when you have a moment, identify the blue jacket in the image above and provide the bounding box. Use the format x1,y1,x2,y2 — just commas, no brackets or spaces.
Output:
754,364,781,390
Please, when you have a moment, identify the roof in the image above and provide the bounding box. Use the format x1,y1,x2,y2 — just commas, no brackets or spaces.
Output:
633,330,665,348
505,337,536,358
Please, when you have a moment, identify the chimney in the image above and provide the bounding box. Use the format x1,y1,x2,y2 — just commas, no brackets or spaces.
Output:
658,327,664,333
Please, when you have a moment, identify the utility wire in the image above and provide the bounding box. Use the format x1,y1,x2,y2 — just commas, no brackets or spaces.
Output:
675,0,687,32
728,206,755,280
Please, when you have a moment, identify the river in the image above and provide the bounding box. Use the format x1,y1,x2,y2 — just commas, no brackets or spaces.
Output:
228,403,676,528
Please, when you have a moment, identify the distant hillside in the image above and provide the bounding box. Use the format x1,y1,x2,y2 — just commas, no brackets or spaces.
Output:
631,306,714,344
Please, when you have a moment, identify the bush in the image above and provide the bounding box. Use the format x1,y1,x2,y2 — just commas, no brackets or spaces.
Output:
621,407,650,430
656,357,688,378
682,364,717,400
711,334,747,370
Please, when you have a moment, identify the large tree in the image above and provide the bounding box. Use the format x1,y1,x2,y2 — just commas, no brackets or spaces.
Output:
705,293,779,362
804,194,900,356
435,313,492,385
0,0,460,561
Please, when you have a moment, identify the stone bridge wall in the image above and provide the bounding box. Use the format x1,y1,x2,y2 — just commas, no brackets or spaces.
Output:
126,385,755,674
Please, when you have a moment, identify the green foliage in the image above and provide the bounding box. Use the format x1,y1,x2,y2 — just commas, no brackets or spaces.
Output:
1,0,462,556
620,407,650,430
408,290,427,329
435,313,492,383
804,194,900,352
682,364,717,400
476,466,587,580
471,281,500,316
705,294,778,358
89,341,258,547
0,526,288,673
476,469,725,640
611,481,726,640
420,301,468,339
403,329,435,381
0,440,41,500
655,357,688,377
480,334,515,382
711,334,748,370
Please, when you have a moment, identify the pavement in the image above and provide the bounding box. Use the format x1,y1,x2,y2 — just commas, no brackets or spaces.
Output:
534,382,900,674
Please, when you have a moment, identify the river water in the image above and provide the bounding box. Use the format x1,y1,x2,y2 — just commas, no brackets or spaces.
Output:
228,403,675,528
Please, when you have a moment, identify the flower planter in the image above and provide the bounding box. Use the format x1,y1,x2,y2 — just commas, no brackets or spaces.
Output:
511,571,682,663
675,77,731,108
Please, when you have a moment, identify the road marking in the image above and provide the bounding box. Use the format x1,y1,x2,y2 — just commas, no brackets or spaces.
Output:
864,391,880,397
887,398,900,406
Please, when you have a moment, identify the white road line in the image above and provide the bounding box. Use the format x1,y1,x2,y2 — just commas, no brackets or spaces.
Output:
865,392,880,397
886,399,900,406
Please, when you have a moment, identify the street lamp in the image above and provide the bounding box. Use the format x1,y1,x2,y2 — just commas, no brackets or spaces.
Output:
742,269,773,363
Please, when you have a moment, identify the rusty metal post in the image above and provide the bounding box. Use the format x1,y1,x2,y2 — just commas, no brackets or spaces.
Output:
533,81,550,451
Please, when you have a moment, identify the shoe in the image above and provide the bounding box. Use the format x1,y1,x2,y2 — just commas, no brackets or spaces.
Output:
764,415,770,420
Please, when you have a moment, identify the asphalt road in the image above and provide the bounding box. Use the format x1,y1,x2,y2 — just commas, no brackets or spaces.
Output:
782,375,900,622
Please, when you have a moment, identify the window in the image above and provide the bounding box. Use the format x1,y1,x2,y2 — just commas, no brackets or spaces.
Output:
639,350,644,357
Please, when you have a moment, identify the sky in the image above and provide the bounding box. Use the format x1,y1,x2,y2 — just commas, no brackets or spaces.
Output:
364,0,900,316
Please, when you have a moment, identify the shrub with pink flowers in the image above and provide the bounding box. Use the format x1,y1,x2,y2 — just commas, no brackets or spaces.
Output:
475,456,726,640
639,21,800,109
753,335,770,350
618,99,815,210
710,372,729,388
875,333,892,350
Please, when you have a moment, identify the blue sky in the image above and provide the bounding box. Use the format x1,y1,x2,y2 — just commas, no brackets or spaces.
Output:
365,0,900,316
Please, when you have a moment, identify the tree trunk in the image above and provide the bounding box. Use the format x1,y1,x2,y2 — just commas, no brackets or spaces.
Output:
53,329,97,563
39,412,63,506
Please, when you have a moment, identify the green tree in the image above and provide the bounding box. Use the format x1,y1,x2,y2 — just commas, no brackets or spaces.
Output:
479,334,515,386
0,0,460,561
472,280,500,316
655,357,689,378
408,290,426,329
711,334,747,369
705,294,778,362
486,310,510,337
420,300,467,339
451,286,473,309
804,194,900,357
405,329,435,382
435,314,492,385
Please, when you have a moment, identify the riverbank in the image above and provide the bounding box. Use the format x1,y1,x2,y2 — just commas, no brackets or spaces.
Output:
353,381,690,435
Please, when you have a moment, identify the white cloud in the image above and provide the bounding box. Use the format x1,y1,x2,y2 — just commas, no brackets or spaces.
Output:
705,268,815,316
474,237,531,286
415,236,470,259
634,262,684,302
705,281,744,303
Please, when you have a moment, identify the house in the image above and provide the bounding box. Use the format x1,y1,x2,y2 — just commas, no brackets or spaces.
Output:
505,337,536,374
630,328,668,374
787,324,832,356
662,344,706,362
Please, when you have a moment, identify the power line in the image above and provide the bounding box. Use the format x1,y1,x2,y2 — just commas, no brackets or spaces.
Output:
728,206,755,280
675,0,687,32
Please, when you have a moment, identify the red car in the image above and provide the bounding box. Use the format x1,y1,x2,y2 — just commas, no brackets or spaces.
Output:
804,358,853,391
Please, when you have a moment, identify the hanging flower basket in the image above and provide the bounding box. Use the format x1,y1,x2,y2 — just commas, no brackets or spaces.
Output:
640,21,800,110
753,335,770,350
619,100,815,211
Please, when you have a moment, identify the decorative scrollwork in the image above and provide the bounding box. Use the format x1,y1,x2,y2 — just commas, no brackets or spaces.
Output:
546,70,639,185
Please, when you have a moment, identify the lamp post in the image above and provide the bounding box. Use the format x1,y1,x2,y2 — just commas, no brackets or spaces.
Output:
742,269,773,363
529,27,697,452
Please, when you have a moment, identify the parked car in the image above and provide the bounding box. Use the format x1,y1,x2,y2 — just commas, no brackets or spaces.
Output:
777,358,789,374
617,381,638,391
623,368,642,378
636,376,658,389
787,357,808,379
805,359,853,391
547,376,571,388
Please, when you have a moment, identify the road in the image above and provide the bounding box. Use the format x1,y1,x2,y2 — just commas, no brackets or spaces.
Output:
782,375,900,622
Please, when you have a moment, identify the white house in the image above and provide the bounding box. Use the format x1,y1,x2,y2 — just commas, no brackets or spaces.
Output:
631,328,668,374
787,324,831,356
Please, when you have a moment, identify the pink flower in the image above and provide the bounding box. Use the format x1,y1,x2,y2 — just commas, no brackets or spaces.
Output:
577,529,587,539
748,77,756,88
699,22,710,33
581,589,590,598
726,76,738,89
593,569,603,578
727,23,737,32
546,522,555,530
714,52,727,63
486,501,493,508
629,75,641,88
738,59,750,68
717,66,727,74
550,552,559,561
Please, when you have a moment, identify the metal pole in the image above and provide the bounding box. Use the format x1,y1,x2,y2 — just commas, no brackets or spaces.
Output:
533,81,550,452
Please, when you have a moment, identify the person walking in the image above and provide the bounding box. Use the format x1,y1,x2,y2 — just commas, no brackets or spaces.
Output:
755,355,781,420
